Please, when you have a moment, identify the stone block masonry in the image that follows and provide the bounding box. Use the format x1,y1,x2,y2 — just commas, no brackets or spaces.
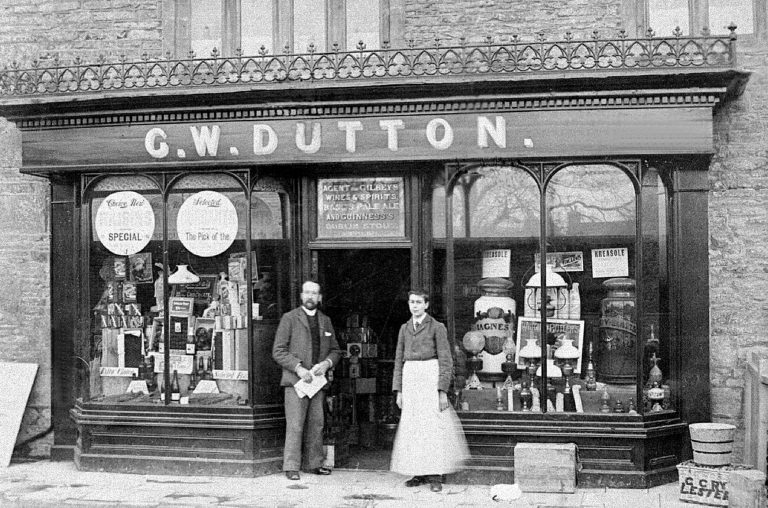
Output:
0,118,51,458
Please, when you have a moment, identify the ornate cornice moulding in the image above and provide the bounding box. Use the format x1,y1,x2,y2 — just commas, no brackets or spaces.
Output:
13,90,722,130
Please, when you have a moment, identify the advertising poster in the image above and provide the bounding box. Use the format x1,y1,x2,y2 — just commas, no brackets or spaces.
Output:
177,190,238,257
95,191,155,255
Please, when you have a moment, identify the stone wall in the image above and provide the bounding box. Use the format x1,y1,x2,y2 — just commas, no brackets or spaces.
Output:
403,0,625,44
709,37,768,462
0,0,164,65
0,119,51,458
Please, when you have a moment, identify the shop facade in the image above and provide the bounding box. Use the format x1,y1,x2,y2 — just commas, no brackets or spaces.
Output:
0,29,746,487
0,27,750,487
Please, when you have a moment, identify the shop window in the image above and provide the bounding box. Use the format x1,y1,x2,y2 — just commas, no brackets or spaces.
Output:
87,175,163,406
86,172,293,408
177,0,394,57
432,162,672,416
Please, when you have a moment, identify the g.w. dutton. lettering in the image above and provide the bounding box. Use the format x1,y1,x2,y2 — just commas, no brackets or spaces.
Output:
144,115,534,160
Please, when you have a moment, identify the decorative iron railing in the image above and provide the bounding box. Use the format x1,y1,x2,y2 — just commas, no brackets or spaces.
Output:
0,28,737,97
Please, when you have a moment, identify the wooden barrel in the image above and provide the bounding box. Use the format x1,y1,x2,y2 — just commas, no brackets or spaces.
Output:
689,423,736,466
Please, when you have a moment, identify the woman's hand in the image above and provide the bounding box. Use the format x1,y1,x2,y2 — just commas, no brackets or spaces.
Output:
396,391,403,409
438,391,449,411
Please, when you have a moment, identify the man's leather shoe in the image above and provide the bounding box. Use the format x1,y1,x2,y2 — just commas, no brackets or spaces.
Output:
429,480,442,492
405,476,425,487
285,470,300,480
311,467,332,475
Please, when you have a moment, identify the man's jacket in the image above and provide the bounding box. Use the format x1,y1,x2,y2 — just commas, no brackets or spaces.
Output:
272,307,342,387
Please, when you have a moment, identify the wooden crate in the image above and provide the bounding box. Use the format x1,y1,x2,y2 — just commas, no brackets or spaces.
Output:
677,460,752,506
514,442,577,493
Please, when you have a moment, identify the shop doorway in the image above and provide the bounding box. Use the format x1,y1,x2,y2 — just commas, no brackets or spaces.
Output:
317,248,411,470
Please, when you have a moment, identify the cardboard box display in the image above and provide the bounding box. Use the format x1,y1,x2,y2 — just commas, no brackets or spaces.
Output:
514,442,577,493
677,460,753,507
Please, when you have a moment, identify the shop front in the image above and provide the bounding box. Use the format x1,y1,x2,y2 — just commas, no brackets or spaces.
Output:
0,34,748,486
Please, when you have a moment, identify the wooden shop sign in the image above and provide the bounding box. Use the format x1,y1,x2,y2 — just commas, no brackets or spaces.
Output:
21,108,713,171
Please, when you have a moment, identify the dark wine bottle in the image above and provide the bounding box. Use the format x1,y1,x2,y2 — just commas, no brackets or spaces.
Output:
171,369,181,402
196,356,205,381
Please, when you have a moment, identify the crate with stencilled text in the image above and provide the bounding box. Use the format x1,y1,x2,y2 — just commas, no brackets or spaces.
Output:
514,442,577,493
676,460,752,506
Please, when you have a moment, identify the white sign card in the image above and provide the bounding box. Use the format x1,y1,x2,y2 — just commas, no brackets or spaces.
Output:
193,380,220,394
126,380,149,395
149,351,194,375
94,191,155,255
176,190,238,257
482,249,511,278
0,362,38,467
534,251,584,272
591,248,629,278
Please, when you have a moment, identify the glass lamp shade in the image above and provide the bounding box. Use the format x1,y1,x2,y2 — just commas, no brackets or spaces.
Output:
462,330,486,356
525,263,567,288
518,338,540,360
554,336,580,360
168,264,200,284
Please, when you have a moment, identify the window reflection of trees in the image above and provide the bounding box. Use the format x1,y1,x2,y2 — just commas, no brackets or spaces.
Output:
547,165,635,237
453,167,539,239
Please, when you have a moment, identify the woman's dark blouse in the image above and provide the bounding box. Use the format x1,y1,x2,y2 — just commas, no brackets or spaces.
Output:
392,314,453,393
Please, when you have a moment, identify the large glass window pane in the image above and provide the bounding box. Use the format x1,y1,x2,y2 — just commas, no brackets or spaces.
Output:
649,0,689,35
250,178,292,404
346,0,380,49
640,168,673,414
191,1,223,57
165,173,249,407
440,166,540,411
241,0,274,54
294,0,326,52
546,164,637,415
710,0,754,34
87,176,161,406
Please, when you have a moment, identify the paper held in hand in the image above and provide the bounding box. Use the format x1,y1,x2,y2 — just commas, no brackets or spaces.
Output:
294,374,327,398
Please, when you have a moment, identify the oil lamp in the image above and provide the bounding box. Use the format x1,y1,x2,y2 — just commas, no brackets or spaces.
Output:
501,335,517,390
524,263,568,318
648,381,665,412
462,330,485,390
518,334,541,383
554,333,580,396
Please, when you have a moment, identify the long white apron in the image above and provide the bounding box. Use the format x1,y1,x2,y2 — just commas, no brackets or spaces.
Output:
390,359,470,476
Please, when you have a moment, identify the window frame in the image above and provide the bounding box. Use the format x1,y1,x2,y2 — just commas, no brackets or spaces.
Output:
634,0,765,40
169,0,404,58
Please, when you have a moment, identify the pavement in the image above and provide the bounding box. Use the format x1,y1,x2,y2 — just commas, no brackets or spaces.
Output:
0,459,700,508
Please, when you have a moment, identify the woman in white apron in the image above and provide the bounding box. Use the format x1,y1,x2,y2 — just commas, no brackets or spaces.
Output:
390,289,469,492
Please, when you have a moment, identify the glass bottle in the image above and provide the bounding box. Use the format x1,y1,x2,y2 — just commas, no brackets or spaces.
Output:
568,282,581,319
171,370,181,402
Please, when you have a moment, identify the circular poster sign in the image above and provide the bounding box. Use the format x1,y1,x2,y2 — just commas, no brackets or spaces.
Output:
177,190,238,257
95,191,155,255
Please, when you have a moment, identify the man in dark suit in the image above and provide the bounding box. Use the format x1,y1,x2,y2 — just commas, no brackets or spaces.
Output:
272,280,342,480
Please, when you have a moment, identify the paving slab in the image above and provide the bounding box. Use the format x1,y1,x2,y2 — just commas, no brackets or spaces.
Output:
0,459,692,508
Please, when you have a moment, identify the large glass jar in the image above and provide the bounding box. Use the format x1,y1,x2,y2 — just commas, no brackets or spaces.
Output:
474,277,516,379
597,278,637,384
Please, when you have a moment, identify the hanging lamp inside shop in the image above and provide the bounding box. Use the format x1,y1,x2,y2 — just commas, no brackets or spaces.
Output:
168,264,200,284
